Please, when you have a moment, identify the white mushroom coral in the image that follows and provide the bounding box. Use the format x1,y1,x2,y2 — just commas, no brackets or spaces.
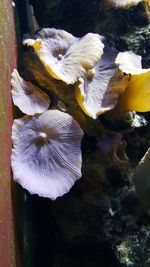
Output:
115,51,149,75
11,110,83,200
105,0,142,8
75,46,129,119
23,28,104,84
11,69,50,115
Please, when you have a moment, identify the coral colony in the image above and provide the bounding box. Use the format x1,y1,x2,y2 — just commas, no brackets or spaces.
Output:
11,27,150,200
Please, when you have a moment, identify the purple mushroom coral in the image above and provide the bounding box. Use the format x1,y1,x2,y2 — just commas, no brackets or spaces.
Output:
23,28,104,84
11,110,83,200
11,69,50,115
75,45,129,119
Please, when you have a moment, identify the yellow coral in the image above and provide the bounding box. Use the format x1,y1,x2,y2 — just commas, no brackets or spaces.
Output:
114,51,150,114
116,70,150,112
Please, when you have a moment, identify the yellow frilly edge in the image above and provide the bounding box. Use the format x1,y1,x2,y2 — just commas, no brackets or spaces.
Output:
75,83,94,118
23,38,62,81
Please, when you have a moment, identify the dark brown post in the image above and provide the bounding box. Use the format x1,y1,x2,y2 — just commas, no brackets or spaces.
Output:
0,1,18,266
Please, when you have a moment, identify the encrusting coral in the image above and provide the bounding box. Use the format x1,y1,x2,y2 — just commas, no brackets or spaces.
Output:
11,110,83,200
11,69,50,115
23,28,104,85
